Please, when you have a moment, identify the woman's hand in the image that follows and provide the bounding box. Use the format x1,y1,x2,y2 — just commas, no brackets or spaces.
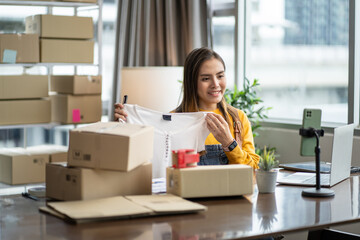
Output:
205,113,234,147
114,103,128,122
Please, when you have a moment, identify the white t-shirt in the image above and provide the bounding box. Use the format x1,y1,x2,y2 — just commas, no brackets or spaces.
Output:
124,104,210,178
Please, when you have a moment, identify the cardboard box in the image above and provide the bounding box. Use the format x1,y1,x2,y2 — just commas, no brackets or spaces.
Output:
0,34,39,63
40,39,94,63
68,122,154,171
46,162,152,201
51,94,101,124
27,145,68,163
0,99,50,125
25,15,93,39
166,165,254,198
50,75,101,95
0,148,49,185
0,75,48,100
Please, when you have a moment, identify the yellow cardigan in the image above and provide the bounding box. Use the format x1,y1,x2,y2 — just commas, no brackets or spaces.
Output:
201,108,260,169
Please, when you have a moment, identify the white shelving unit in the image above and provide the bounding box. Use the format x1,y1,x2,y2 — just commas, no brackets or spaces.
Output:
0,0,103,149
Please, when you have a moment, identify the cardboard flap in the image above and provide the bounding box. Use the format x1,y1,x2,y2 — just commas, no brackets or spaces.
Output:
72,121,153,137
47,196,152,220
125,194,207,213
44,194,207,223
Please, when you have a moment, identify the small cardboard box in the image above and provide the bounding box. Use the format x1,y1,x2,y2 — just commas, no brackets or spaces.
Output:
0,148,49,185
46,162,152,201
50,75,101,95
68,122,154,171
0,34,39,63
166,165,253,198
40,39,94,63
25,15,93,39
0,75,48,100
51,94,102,124
27,145,68,163
0,99,50,125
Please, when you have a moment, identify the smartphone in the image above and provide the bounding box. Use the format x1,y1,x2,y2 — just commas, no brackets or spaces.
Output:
300,109,322,156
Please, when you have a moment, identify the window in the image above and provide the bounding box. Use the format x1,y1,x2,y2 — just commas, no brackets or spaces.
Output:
211,0,352,125
245,0,349,124
212,16,236,89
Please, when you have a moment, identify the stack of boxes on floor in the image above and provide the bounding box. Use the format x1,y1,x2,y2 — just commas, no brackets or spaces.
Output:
46,122,154,201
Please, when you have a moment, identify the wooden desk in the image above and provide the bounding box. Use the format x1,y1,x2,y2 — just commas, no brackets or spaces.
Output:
1,175,360,240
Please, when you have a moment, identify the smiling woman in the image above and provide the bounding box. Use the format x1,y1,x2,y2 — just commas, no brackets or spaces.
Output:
174,47,259,168
114,47,260,170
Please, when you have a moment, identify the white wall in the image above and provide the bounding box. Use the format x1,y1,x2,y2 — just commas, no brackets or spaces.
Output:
256,127,360,166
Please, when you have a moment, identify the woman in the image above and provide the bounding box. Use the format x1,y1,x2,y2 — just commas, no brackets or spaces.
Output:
115,47,259,169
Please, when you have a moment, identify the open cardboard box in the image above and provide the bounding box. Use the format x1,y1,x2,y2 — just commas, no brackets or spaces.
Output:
68,122,154,171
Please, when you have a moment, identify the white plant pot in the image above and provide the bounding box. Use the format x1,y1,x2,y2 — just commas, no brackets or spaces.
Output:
256,169,278,193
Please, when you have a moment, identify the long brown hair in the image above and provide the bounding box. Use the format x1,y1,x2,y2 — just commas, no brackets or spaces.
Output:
175,47,242,139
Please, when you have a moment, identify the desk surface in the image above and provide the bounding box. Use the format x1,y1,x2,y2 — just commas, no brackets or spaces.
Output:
1,174,360,240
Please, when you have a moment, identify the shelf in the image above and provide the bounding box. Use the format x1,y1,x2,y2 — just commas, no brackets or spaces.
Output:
0,122,62,130
0,63,99,67
0,115,109,129
0,0,98,7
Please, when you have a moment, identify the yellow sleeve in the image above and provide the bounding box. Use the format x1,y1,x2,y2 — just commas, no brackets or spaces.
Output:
225,110,260,169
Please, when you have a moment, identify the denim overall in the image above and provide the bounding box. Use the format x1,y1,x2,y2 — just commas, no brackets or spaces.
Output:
198,145,229,165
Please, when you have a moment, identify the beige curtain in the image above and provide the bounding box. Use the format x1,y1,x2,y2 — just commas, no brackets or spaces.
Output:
111,0,209,117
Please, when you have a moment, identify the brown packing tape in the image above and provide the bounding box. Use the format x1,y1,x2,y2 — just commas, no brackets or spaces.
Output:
95,133,101,169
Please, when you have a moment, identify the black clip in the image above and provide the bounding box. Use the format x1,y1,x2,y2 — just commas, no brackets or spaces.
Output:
299,128,324,138
162,115,172,121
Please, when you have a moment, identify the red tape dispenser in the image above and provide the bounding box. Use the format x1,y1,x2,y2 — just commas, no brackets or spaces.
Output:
172,149,199,169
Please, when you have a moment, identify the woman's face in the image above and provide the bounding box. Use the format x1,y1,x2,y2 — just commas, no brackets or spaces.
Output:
197,57,226,110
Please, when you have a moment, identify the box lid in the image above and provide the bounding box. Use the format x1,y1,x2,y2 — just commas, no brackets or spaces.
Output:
71,122,154,137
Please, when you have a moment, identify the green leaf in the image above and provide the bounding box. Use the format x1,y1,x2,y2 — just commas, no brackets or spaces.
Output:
223,78,271,141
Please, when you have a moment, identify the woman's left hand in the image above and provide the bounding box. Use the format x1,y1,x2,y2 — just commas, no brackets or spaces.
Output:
206,113,234,147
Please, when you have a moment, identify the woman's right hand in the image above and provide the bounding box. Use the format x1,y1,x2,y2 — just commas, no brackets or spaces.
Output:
114,103,128,122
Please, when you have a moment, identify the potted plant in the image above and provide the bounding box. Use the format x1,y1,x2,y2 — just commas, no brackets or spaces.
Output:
256,146,279,193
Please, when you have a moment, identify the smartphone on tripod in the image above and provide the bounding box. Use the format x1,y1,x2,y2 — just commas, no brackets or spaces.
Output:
300,109,322,156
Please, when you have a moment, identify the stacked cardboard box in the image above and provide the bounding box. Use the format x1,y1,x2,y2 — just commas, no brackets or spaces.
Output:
0,75,50,125
25,14,94,63
0,34,39,63
50,75,102,124
0,145,67,185
46,121,155,201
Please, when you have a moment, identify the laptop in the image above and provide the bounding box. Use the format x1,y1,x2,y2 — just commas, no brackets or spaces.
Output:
279,161,331,173
277,123,355,187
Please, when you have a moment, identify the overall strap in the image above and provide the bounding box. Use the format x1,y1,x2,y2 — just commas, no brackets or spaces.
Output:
234,120,242,149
